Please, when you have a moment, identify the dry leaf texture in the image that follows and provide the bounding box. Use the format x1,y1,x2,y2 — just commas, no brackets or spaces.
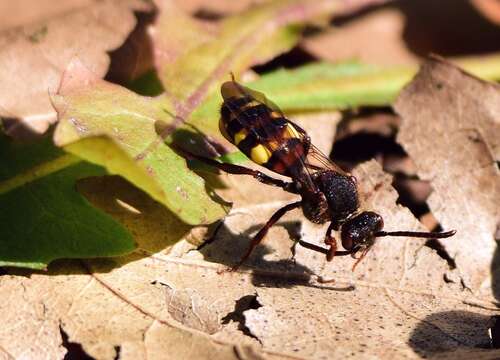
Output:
395,58,500,296
0,0,150,134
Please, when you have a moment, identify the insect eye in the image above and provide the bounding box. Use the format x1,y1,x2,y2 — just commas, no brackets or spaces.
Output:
341,227,361,250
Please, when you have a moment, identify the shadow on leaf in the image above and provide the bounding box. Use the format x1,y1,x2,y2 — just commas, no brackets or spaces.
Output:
409,310,493,357
199,220,316,288
490,229,500,302
199,219,355,292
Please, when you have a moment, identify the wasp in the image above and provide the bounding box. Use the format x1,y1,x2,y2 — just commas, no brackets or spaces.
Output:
188,76,455,271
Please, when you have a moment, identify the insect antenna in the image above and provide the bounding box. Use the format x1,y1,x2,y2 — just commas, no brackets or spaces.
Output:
374,229,456,239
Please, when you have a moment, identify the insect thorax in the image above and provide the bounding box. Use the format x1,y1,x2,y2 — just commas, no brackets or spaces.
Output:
312,171,360,226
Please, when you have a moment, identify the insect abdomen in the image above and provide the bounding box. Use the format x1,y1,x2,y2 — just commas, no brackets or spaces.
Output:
219,87,307,178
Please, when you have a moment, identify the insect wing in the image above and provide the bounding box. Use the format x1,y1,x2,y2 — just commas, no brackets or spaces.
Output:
273,118,349,176
221,80,284,117
304,143,349,176
238,85,285,117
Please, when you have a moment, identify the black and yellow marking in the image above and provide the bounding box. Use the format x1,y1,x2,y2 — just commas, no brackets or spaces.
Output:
219,80,309,176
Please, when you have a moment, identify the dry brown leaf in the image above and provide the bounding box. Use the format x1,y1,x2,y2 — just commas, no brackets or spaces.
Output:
302,8,419,65
395,58,500,296
0,0,92,31
0,260,271,360
0,0,151,135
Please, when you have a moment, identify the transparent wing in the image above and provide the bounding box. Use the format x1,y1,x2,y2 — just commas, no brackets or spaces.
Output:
304,143,349,176
221,79,284,116
237,85,285,116
284,120,349,177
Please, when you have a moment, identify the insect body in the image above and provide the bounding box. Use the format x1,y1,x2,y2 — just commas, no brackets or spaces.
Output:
193,77,455,270
219,81,308,179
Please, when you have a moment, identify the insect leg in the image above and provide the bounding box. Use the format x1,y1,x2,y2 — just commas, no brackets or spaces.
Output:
298,240,351,257
229,201,302,271
324,222,338,261
188,152,297,193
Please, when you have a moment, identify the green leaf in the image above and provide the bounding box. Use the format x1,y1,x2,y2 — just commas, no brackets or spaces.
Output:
189,54,500,143
249,62,409,111
53,61,230,225
0,135,135,269
249,54,500,112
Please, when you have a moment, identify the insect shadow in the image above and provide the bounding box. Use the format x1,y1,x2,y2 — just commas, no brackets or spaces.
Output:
199,221,312,281
159,122,227,160
198,220,313,288
198,219,354,291
166,126,234,201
